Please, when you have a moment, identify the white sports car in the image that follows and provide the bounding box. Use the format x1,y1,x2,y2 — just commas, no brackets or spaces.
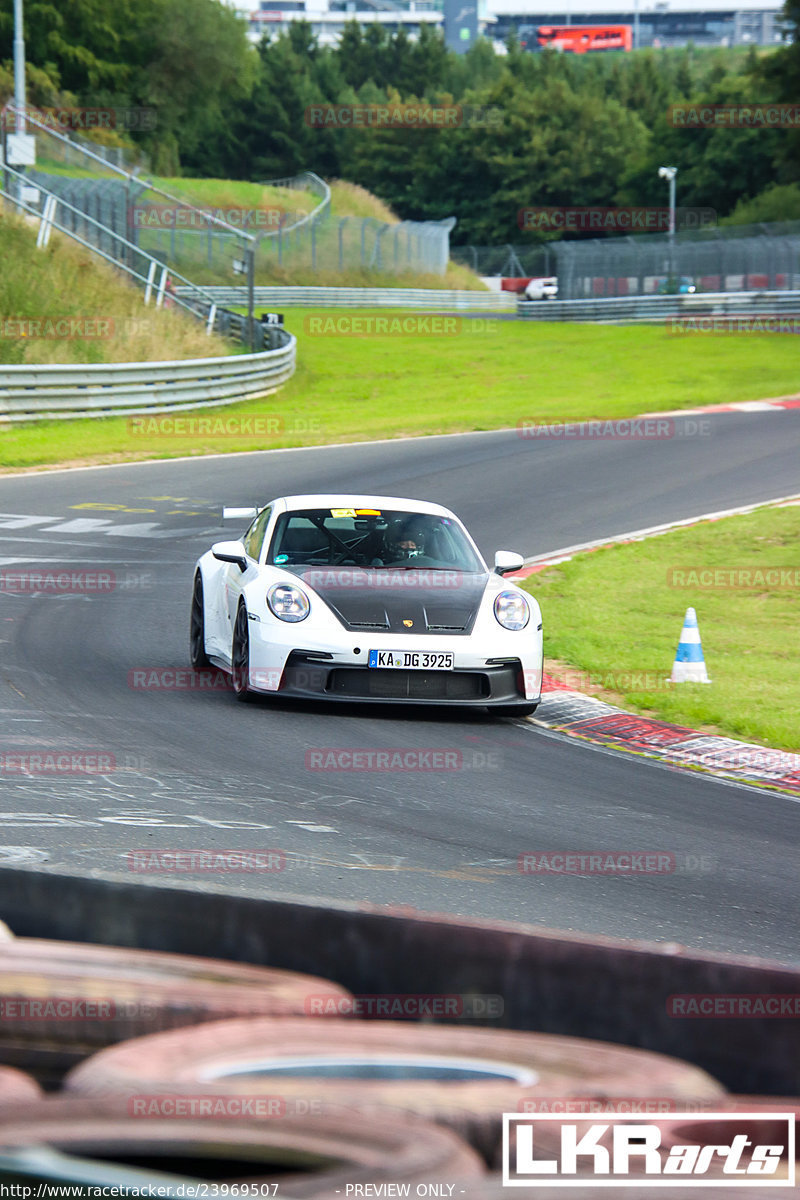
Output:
191,495,543,715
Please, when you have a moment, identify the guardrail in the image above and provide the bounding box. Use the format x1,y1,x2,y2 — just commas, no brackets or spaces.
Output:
176,286,515,310
517,290,800,322
0,337,296,423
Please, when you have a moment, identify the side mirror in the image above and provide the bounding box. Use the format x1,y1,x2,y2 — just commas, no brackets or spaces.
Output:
494,550,524,576
212,541,248,572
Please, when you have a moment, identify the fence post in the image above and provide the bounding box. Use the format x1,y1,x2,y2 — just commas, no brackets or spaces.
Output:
155,266,168,308
143,260,157,305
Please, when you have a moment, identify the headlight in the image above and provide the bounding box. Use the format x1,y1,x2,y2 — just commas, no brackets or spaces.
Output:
494,590,530,631
267,583,310,622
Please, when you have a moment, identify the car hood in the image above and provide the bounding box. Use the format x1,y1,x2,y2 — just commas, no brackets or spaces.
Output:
291,567,489,636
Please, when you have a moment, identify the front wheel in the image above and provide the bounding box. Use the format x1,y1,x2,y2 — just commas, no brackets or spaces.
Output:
190,574,210,669
490,702,539,717
231,604,254,702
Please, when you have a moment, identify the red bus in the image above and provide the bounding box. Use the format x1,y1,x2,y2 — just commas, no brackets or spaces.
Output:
519,24,633,53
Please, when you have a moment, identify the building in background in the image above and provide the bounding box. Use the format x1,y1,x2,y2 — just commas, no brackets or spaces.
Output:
230,0,444,44
222,0,782,47
494,0,783,48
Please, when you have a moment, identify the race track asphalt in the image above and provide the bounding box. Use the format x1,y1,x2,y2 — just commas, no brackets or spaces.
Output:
0,409,797,963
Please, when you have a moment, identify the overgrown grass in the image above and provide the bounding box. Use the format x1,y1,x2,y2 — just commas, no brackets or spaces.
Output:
522,505,800,751
147,176,317,215
0,213,230,367
2,308,799,470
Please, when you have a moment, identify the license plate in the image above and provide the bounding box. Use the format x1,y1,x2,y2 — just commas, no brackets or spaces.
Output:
368,650,454,670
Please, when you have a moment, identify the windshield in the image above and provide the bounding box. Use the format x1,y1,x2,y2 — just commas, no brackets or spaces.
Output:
267,507,484,571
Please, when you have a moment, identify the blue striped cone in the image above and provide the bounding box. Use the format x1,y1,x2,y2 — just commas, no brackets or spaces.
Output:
670,606,711,683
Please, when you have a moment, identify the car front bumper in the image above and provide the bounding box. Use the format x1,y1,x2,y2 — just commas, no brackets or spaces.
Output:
276,651,535,706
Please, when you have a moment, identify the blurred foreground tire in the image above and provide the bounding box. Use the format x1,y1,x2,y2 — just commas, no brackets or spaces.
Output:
66,1017,726,1162
0,1065,42,1106
0,1097,484,1195
0,939,350,1085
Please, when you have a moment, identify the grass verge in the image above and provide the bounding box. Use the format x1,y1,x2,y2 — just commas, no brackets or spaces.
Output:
0,213,229,367
2,309,799,470
521,504,800,751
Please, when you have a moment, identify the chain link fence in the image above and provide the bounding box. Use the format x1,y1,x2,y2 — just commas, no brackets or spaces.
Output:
2,107,455,281
553,222,800,299
451,244,557,278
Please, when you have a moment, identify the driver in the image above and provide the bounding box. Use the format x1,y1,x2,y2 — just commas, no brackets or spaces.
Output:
385,517,429,561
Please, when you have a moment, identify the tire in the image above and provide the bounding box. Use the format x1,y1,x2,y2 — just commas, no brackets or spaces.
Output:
0,940,351,1087
490,703,539,717
0,1098,484,1194
231,602,254,701
66,1018,726,1164
189,572,210,669
0,1066,42,1107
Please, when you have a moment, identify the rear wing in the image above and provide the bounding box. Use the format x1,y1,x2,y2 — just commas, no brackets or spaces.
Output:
223,507,259,521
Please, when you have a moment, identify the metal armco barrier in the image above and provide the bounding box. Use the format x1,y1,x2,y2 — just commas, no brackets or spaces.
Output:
0,335,296,423
176,286,515,310
518,290,800,322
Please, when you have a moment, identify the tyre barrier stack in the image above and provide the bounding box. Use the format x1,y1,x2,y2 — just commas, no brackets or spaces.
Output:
65,1017,727,1164
0,930,795,1197
0,937,352,1085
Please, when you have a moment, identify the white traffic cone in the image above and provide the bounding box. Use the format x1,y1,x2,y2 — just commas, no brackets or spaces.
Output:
670,607,711,683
